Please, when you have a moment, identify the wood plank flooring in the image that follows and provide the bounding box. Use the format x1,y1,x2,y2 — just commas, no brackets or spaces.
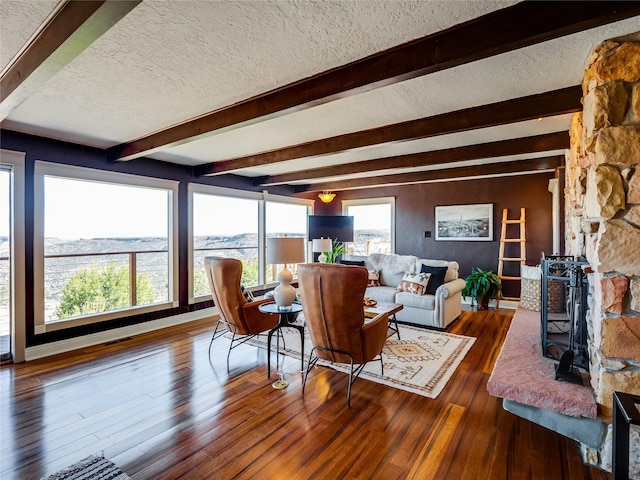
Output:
0,309,611,479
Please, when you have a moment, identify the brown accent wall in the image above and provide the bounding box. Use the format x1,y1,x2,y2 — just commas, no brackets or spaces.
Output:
299,172,557,298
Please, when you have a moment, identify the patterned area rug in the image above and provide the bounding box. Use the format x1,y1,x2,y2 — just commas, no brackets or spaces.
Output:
248,321,475,399
41,455,130,480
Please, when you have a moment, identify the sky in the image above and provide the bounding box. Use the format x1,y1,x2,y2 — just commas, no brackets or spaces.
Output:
0,172,389,239
43,177,169,238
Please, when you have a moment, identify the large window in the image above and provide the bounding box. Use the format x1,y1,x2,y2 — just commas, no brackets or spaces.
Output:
192,192,260,296
34,162,178,332
189,185,312,302
343,198,395,255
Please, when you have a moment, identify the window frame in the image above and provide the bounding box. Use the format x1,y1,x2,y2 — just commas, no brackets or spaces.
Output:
1,149,26,361
33,161,179,333
188,184,313,304
342,197,396,255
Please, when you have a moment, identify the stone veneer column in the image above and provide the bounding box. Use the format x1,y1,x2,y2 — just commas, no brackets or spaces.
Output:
565,34,640,475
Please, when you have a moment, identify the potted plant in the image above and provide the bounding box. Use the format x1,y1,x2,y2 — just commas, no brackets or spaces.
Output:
325,240,346,264
462,267,502,310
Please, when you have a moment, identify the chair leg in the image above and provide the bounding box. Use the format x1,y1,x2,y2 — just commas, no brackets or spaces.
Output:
302,349,320,396
347,358,355,408
208,319,224,354
303,346,380,408
226,331,236,373
208,319,238,373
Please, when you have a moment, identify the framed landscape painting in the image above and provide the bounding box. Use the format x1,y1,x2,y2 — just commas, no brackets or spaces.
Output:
435,203,493,241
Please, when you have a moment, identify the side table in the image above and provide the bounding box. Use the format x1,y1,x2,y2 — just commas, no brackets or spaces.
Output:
258,302,304,385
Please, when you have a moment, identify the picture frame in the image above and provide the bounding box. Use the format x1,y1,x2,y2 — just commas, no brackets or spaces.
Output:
435,203,493,241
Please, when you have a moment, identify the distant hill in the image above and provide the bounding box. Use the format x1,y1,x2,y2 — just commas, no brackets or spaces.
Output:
1,231,390,322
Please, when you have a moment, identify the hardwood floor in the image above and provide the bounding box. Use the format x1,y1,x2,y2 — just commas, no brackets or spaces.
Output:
1,309,610,480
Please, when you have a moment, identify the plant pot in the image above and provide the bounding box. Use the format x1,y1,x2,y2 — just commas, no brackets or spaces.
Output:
478,293,491,310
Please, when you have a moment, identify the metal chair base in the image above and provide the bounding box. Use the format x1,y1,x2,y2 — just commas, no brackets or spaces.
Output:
302,345,384,407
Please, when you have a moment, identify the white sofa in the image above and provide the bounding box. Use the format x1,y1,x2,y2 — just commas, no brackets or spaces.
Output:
344,253,466,330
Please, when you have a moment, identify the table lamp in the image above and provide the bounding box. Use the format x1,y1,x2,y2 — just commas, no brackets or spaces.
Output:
267,237,305,308
312,238,332,263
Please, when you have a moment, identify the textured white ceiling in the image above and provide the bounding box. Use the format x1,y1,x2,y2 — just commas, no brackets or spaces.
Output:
1,0,638,188
1,0,515,145
0,0,60,72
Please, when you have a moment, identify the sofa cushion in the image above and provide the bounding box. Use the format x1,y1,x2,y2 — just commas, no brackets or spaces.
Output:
420,265,448,295
368,269,380,287
417,259,459,283
397,273,431,295
364,285,397,304
396,291,436,309
241,284,254,303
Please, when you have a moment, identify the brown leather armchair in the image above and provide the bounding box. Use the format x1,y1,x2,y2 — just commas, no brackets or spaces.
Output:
297,263,389,407
204,257,277,371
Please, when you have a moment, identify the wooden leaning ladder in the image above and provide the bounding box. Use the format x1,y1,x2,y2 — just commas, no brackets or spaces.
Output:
497,208,526,308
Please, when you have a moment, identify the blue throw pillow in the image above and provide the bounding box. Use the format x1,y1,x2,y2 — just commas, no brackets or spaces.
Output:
420,265,448,295
338,259,365,266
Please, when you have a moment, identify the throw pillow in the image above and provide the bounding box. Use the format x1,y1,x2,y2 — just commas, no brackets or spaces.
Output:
420,265,449,295
368,269,380,287
397,272,431,295
240,284,254,302
339,259,365,266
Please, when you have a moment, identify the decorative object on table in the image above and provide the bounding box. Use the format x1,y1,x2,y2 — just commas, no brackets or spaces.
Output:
312,237,332,263
462,267,502,309
243,319,475,400
204,257,277,371
435,203,493,241
317,190,336,203
41,454,130,480
363,297,377,306
267,236,305,308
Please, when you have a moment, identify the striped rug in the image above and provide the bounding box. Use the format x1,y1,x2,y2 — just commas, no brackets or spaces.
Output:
41,455,130,480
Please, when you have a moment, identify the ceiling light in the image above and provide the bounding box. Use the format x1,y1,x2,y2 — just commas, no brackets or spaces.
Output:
318,191,336,203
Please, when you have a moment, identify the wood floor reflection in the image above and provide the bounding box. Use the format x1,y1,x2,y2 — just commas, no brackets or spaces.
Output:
0,309,610,479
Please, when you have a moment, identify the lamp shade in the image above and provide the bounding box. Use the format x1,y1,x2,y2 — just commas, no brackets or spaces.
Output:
312,238,332,253
267,237,305,265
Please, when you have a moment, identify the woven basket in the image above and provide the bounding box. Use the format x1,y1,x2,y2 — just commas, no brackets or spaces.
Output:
519,265,565,313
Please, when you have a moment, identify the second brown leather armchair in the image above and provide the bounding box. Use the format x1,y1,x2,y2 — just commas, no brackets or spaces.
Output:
297,263,389,407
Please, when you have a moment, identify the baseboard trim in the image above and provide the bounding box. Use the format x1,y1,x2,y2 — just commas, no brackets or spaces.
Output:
25,307,219,361
461,299,519,310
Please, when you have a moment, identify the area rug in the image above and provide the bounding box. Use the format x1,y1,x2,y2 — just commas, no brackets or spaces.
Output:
248,321,475,399
41,455,130,480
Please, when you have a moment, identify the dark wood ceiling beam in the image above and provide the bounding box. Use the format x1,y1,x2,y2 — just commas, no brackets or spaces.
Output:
0,0,142,120
197,86,580,176
257,131,568,186
294,156,564,192
108,1,640,162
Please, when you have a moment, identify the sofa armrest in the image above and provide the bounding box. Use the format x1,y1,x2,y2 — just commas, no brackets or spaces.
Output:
433,278,466,329
435,278,466,299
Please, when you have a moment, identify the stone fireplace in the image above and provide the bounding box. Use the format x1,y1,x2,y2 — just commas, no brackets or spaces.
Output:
565,34,640,473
